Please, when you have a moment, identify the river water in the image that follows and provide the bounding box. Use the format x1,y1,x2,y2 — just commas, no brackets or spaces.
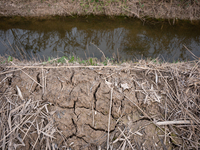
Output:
0,17,200,62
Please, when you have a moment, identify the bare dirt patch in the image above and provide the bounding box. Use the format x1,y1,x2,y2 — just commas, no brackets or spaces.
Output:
0,59,200,149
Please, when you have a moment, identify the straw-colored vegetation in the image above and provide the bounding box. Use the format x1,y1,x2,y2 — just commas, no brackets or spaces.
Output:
0,55,199,149
0,0,200,20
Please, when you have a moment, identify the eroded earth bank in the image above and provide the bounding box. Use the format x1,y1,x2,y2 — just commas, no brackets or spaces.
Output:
0,59,200,149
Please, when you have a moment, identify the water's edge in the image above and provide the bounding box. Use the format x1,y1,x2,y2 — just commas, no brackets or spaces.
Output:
0,17,200,62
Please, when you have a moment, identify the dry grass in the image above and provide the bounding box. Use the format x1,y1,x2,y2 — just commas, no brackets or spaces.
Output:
0,56,200,149
114,59,200,149
0,0,200,20
0,89,59,149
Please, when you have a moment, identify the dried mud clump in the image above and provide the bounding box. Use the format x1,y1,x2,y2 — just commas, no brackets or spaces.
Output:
0,59,200,149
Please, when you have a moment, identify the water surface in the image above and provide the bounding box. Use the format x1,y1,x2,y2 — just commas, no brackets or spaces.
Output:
0,17,200,62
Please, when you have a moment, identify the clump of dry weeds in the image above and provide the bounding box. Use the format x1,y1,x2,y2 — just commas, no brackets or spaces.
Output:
0,85,59,149
116,59,200,149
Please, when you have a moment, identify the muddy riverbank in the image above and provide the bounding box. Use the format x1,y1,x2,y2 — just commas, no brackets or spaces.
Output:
0,0,200,20
0,57,200,149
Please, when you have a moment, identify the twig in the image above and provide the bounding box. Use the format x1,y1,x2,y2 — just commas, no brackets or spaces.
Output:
0,68,23,76
183,45,199,59
42,66,44,94
118,127,134,150
10,61,43,87
32,135,39,150
7,39,16,54
22,116,37,141
4,65,118,69
164,101,167,144
156,120,192,126
90,42,106,59
107,87,113,150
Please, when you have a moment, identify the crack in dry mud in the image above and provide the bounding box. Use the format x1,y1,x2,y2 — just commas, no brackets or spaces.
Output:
86,123,117,133
70,70,75,84
93,83,100,110
2,63,199,150
41,68,164,149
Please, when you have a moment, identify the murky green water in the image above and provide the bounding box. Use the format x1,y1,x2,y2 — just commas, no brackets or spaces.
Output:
0,17,200,62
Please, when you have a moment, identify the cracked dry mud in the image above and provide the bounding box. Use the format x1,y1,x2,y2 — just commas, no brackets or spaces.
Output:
0,66,168,150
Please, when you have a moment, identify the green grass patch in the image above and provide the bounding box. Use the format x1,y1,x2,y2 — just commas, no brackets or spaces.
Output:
7,56,13,62
58,56,68,63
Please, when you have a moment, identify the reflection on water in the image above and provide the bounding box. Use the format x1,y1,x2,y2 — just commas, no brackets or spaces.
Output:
0,17,200,62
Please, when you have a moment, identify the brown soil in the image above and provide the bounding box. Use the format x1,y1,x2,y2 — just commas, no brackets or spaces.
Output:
0,59,200,149
0,0,200,20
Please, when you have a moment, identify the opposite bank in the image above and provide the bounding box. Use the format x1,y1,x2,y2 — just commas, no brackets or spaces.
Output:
0,0,200,20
